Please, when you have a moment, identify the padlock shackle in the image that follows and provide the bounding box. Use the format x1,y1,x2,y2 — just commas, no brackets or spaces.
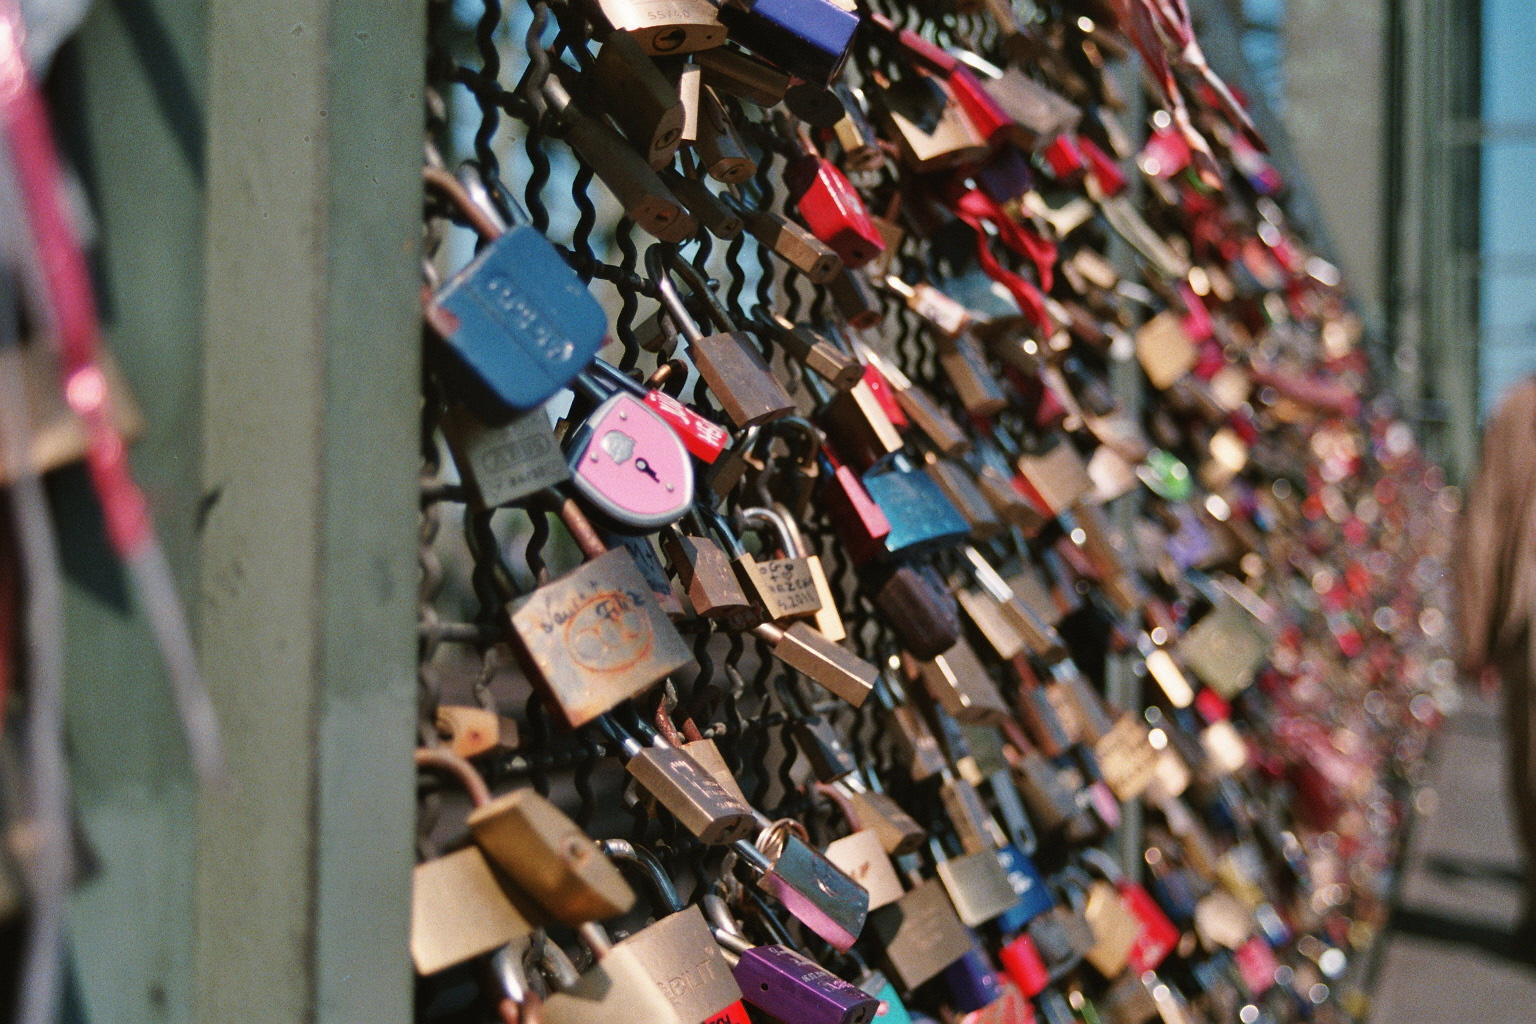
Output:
414,746,491,807
810,780,861,833
737,505,796,558
596,838,685,914
646,244,736,345
1077,846,1125,884
423,165,504,241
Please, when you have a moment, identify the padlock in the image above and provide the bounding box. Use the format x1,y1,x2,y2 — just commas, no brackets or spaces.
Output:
840,770,928,854
506,500,693,728
957,587,1026,660
693,85,758,183
929,837,1021,928
649,245,796,426
884,692,949,784
543,922,690,1024
782,119,886,269
870,68,989,171
857,345,970,458
694,44,791,106
440,403,570,509
663,525,757,627
917,637,1012,724
424,167,607,414
601,714,759,844
829,267,884,329
865,877,974,989
714,0,858,87
862,457,971,556
661,169,746,239
466,785,637,926
733,820,869,951
585,33,686,169
720,936,880,1024
813,783,905,911
998,932,1050,997
831,84,884,172
993,842,1054,934
1080,876,1141,978
943,938,1005,1013
1024,874,1096,978
564,384,694,531
754,618,878,707
951,51,1081,151
1080,848,1178,976
774,500,847,643
758,310,864,391
938,333,1009,417
819,373,905,470
433,704,518,760
580,0,724,54
861,561,959,661
883,274,975,341
734,504,823,622
1176,581,1272,699
1098,973,1160,1024
410,749,536,975
596,840,749,1024
538,74,696,242
925,457,1005,541
743,417,824,521
735,203,845,283
1013,436,1092,520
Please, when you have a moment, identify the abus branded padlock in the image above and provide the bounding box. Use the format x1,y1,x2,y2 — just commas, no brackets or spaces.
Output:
543,922,689,1024
426,192,606,414
564,391,693,530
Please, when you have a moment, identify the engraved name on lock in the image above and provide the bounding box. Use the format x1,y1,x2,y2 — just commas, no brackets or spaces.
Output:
751,560,822,617
544,583,656,671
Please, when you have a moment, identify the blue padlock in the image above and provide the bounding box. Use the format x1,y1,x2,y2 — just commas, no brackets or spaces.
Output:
428,226,607,412
861,457,971,557
994,844,1055,933
942,939,1004,1014
716,0,857,87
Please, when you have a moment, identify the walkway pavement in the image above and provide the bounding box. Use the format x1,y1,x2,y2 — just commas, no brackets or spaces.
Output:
1368,692,1536,1022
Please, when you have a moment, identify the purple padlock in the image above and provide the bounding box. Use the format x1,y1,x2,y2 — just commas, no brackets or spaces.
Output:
732,944,880,1024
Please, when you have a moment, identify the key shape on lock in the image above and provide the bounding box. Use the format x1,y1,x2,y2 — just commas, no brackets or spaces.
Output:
425,168,606,413
505,501,693,728
564,390,694,530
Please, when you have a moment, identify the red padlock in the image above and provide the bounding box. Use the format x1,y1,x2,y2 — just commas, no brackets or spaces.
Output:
998,932,1050,997
783,120,887,269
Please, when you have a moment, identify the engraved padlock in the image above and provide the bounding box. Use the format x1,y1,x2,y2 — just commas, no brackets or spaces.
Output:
812,782,905,912
424,166,606,414
596,840,748,1024
649,245,797,427
440,403,571,509
869,67,989,172
601,713,758,844
504,499,693,728
580,0,724,54
735,505,824,623
732,819,870,951
543,922,689,1024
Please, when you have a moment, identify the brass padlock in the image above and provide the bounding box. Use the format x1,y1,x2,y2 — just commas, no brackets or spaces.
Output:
1083,878,1142,977
736,505,823,623
775,503,846,643
842,778,928,856
1134,310,1199,390
917,638,1012,725
866,877,973,989
602,716,759,844
938,333,1008,417
542,922,690,1024
468,787,638,926
759,312,863,391
506,522,693,729
659,169,744,240
819,373,905,469
752,619,878,707
595,840,747,1024
585,33,686,169
581,0,724,55
410,847,533,976
694,44,790,107
693,85,757,183
735,205,844,283
661,528,757,627
650,246,797,427
1015,436,1093,519
433,704,517,760
956,587,1027,660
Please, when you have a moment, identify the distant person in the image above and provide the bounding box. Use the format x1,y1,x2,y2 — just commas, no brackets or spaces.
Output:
1457,376,1536,951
